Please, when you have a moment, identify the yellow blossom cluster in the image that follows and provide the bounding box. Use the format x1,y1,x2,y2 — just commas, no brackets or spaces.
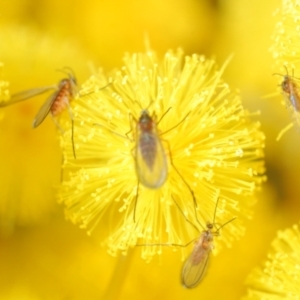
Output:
243,223,300,299
59,49,265,263
2,0,300,299
242,0,300,298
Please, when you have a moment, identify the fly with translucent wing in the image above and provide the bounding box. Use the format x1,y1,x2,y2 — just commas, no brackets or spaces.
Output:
136,196,235,288
32,74,77,128
0,68,77,127
94,105,196,222
174,197,236,288
134,109,168,189
277,67,300,129
131,108,198,223
0,68,78,157
181,222,216,288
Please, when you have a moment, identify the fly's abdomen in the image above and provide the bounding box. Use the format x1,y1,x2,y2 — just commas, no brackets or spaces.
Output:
50,82,72,116
139,133,157,171
135,132,168,189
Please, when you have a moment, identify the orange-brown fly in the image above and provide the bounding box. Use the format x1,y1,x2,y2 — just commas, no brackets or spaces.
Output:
281,72,300,111
136,196,235,288
274,67,300,130
178,198,236,289
0,68,77,157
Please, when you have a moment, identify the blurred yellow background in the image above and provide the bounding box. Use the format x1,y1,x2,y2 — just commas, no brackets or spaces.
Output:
1,0,299,299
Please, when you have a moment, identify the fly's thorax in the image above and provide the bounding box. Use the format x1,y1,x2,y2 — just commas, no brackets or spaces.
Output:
58,78,70,89
58,76,77,97
201,229,214,250
281,76,300,112
189,231,212,266
138,110,154,133
281,75,292,94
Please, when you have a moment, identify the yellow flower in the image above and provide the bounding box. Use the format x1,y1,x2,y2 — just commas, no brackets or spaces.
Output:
59,49,266,261
243,223,300,299
270,0,300,135
271,0,300,70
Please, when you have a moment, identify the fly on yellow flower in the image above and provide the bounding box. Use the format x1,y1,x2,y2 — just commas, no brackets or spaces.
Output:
271,0,300,67
134,108,168,189
1,69,77,128
127,106,196,222
179,197,236,289
0,68,78,157
243,223,300,299
59,49,265,261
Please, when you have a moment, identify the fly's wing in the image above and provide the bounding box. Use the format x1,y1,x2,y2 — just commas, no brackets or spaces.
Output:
283,92,300,130
69,77,78,97
0,86,57,107
181,248,211,289
32,90,60,127
135,133,168,189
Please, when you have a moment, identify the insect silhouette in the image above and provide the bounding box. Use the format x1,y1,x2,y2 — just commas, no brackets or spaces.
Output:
174,196,236,288
0,68,78,157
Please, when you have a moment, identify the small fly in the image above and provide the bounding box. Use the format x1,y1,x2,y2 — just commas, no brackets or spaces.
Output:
180,223,215,288
135,109,168,188
130,107,197,223
94,104,195,222
0,68,77,157
275,67,300,130
174,196,236,288
280,71,300,112
136,196,235,287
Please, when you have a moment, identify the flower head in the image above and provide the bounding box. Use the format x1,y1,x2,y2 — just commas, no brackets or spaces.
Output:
243,223,300,299
270,0,300,137
59,49,265,261
271,0,300,69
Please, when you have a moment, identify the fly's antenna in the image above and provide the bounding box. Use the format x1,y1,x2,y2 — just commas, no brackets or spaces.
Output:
212,196,220,225
215,216,237,233
56,67,76,81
